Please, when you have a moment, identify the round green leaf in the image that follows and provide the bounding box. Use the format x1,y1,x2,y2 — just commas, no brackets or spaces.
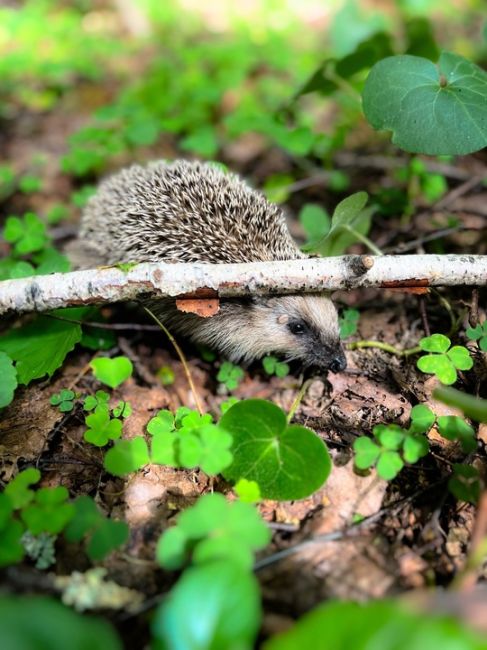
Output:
437,415,477,453
152,561,261,650
419,333,450,353
403,434,429,463
409,404,435,433
353,437,380,469
363,52,487,155
376,450,404,480
417,354,457,384
104,437,150,476
0,596,122,650
220,400,331,500
90,356,133,389
447,346,473,371
0,352,17,408
374,424,404,450
264,599,487,650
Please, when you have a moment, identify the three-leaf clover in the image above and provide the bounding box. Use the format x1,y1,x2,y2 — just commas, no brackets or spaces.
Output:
83,390,110,411
417,334,473,384
217,362,244,391
354,424,405,480
21,487,75,535
448,464,480,504
262,356,289,378
466,321,487,351
50,389,76,412
84,406,122,446
3,212,48,255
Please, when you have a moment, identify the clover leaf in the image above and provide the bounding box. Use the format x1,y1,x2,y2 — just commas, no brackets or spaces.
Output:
21,486,75,535
220,399,331,500
3,212,48,255
90,356,133,389
156,493,270,571
5,468,41,509
262,356,290,378
84,406,122,446
409,404,435,433
103,437,150,476
417,334,473,384
448,464,480,504
437,416,477,453
466,321,487,351
83,390,110,411
217,361,244,391
50,389,76,412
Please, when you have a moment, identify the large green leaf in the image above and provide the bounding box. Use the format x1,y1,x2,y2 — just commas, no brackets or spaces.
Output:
220,400,331,500
0,311,82,385
0,596,122,650
152,561,261,650
363,51,487,155
264,600,487,650
0,352,17,408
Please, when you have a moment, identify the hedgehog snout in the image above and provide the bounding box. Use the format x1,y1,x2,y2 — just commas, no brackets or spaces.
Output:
307,341,347,373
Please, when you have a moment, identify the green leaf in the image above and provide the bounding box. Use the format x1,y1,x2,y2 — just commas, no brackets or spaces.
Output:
104,437,150,476
339,308,360,339
447,346,473,371
147,409,175,435
403,434,429,463
419,333,451,353
433,387,487,423
353,437,381,469
90,356,133,389
234,479,261,503
195,425,233,475
409,404,435,433
448,464,481,504
374,424,404,450
417,354,457,384
0,519,25,566
299,204,330,244
3,212,48,254
80,326,116,351
217,361,244,391
83,390,110,411
0,352,17,408
112,401,132,418
156,493,270,571
376,450,404,480
64,496,101,542
33,247,71,275
363,52,487,155
152,561,261,650
437,416,477,453
157,365,175,386
0,313,82,385
84,406,122,446
5,468,41,509
220,400,331,500
87,519,129,561
21,487,75,535
180,126,218,157
264,599,487,650
19,175,42,193
466,324,483,340
0,596,122,650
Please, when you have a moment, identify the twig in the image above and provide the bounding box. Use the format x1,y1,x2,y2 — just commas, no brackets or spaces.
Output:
142,306,204,415
347,340,421,357
2,255,487,315
287,378,313,424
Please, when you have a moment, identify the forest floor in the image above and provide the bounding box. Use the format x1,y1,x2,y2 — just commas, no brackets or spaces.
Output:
1,27,487,646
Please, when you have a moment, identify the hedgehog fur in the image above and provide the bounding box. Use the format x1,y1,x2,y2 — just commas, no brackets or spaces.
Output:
70,160,346,371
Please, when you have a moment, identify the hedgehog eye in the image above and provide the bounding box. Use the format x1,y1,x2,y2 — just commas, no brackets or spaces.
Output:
288,321,306,335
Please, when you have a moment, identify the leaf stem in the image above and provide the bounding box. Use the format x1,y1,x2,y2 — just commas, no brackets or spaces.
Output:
287,378,313,424
142,305,204,415
342,225,383,255
346,340,421,357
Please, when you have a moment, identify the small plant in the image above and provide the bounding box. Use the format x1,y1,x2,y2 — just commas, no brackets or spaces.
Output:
84,405,123,447
416,334,473,385
3,212,48,255
299,203,330,249
448,464,481,504
50,389,76,412
466,321,487,351
90,356,133,389
83,390,110,411
262,355,290,378
217,361,244,391
157,365,175,385
339,308,360,339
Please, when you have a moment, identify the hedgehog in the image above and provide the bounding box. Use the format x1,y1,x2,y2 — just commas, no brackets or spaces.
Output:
69,160,347,372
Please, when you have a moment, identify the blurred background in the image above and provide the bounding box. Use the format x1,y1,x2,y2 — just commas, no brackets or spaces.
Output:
0,0,486,269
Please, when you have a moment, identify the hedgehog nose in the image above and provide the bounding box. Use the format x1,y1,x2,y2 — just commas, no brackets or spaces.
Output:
329,349,347,373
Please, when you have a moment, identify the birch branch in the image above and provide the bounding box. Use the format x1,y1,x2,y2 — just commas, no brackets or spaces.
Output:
0,254,486,316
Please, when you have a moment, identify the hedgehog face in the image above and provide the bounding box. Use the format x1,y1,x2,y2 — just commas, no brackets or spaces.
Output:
252,295,347,372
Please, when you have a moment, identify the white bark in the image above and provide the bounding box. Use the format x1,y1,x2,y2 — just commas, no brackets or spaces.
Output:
0,254,486,316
